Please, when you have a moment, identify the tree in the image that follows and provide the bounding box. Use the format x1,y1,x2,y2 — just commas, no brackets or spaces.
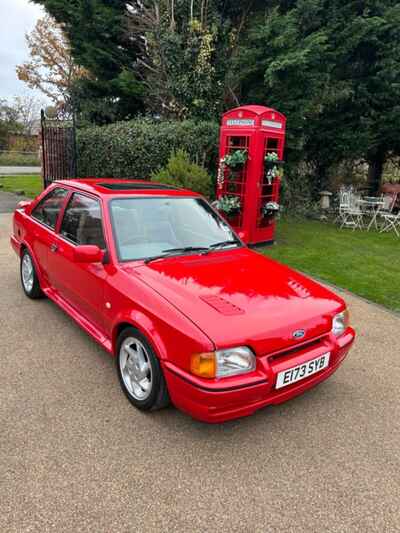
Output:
236,0,400,193
31,0,145,123
0,96,44,151
126,1,224,119
126,0,268,119
0,99,21,149
33,0,267,122
12,95,43,136
16,15,85,116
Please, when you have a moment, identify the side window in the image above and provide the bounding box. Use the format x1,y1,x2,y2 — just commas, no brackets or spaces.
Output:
31,188,68,229
60,193,106,249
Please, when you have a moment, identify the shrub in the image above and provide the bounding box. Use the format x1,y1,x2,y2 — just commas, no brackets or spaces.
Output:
0,152,39,166
151,150,212,197
76,118,219,180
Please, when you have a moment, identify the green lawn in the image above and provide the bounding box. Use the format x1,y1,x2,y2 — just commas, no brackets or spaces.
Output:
0,175,43,198
261,218,400,313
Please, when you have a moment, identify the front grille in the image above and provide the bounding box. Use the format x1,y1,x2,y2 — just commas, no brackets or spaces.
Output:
267,334,328,362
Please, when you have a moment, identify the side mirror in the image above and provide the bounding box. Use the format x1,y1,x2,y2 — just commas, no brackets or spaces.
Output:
73,245,104,263
17,200,32,212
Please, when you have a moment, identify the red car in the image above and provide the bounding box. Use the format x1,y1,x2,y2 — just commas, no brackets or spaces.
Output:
11,179,355,423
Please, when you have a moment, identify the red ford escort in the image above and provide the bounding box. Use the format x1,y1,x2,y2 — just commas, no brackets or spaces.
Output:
11,179,355,423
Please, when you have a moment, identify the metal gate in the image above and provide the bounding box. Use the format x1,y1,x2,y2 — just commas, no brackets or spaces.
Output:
41,110,77,188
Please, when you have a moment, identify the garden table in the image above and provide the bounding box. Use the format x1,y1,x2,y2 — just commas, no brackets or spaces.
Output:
357,197,385,231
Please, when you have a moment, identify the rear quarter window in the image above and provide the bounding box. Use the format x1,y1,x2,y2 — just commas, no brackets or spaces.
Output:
31,188,68,229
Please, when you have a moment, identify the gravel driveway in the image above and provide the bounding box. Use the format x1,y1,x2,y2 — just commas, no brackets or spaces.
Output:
0,191,28,213
0,209,399,532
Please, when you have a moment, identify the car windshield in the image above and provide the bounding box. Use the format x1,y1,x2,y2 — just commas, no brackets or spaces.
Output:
109,197,240,261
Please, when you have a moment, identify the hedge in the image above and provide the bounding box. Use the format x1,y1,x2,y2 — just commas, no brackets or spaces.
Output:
76,118,219,180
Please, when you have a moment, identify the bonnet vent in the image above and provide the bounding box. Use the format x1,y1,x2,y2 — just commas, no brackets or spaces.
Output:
200,295,245,315
288,279,311,298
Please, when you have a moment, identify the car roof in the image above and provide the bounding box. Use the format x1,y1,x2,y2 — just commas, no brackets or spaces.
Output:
53,178,202,198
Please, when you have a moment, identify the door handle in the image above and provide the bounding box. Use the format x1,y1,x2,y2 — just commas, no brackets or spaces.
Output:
50,243,58,253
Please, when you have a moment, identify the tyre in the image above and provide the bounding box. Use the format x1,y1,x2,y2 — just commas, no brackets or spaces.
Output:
20,249,43,299
116,327,170,411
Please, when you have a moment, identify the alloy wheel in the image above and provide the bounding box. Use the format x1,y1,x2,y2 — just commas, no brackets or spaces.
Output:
119,337,153,400
21,254,34,293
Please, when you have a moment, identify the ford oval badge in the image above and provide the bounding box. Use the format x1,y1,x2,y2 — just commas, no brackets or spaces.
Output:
293,329,305,339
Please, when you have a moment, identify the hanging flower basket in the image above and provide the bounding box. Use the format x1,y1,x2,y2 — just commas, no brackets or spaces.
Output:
265,151,284,170
262,201,280,217
214,195,241,216
223,149,248,169
264,152,284,185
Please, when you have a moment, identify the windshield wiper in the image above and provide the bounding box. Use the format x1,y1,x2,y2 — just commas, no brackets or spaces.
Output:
144,242,239,264
144,246,210,264
208,240,240,250
163,246,210,254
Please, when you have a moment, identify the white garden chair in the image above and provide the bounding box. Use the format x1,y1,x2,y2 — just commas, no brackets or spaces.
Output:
335,188,351,224
380,198,400,237
337,188,364,230
377,193,397,226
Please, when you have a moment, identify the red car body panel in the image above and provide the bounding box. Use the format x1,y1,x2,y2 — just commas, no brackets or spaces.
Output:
11,179,355,423
134,250,343,353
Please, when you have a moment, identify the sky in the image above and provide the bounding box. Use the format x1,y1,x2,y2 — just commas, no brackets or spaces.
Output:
0,0,46,101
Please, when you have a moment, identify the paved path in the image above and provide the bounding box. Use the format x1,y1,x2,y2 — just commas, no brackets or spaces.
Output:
0,191,28,213
0,166,41,175
0,211,399,532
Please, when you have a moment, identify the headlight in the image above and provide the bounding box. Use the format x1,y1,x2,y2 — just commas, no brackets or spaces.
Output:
215,346,256,377
190,347,256,379
332,309,349,337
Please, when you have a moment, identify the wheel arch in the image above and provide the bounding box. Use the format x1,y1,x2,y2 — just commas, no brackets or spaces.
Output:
19,241,42,278
112,314,168,361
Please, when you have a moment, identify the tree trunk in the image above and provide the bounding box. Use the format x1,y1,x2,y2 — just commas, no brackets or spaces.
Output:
189,0,194,22
170,0,175,31
315,161,329,193
367,149,385,195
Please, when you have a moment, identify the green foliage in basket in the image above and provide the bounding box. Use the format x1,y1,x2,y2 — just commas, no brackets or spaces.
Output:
223,150,247,169
215,195,241,214
265,152,279,162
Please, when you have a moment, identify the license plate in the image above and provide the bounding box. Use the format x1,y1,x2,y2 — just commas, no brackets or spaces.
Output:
276,352,330,389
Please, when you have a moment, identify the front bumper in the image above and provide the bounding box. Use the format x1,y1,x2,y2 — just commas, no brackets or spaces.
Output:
162,328,355,423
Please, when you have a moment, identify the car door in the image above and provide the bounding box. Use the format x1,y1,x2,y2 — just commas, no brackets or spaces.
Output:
29,187,69,283
47,192,108,333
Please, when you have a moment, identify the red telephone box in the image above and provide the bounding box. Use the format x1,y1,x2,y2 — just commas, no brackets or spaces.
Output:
216,105,286,245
